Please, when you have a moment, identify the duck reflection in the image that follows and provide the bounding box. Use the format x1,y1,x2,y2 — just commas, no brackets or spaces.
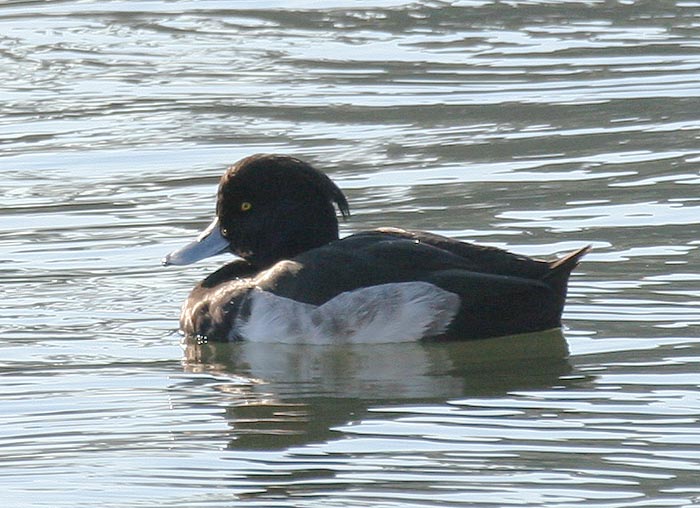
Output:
181,330,573,449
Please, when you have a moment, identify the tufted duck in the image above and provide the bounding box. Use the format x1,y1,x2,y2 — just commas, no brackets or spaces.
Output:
163,154,590,343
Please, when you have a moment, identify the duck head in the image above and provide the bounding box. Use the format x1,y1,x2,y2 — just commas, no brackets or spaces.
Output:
162,154,350,269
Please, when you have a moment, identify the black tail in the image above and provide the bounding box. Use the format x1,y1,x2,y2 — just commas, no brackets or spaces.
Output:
544,245,591,318
547,245,592,278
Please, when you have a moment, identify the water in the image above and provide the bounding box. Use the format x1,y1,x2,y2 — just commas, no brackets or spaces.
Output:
2,1,700,506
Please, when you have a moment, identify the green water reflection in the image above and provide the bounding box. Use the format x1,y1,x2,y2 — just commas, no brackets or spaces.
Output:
182,330,577,449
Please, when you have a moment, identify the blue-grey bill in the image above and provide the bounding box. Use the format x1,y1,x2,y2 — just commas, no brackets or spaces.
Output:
162,218,229,266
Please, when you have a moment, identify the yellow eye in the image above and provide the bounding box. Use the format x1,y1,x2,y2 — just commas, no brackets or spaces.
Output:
240,201,252,212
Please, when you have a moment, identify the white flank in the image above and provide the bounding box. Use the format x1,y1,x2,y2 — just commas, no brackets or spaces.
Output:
235,281,460,344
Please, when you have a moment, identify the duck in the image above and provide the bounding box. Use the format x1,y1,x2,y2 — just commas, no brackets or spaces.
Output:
163,154,590,343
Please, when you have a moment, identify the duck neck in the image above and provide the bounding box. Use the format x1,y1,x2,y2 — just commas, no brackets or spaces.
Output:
249,207,340,269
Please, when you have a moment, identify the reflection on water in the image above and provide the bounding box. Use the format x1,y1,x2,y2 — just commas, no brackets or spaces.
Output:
182,330,571,449
2,0,700,507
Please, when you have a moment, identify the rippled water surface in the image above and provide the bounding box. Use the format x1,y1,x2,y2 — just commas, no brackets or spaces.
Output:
2,1,700,507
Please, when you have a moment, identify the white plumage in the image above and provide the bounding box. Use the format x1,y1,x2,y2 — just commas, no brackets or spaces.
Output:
235,281,461,344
